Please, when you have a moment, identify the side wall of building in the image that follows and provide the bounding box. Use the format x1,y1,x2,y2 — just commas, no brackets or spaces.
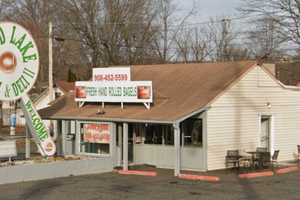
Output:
207,66,300,170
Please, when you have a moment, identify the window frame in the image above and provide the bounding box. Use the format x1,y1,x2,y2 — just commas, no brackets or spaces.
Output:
181,118,203,147
77,121,113,157
131,123,174,146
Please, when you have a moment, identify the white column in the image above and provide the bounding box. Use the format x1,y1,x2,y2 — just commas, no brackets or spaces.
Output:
61,120,66,155
117,124,123,166
111,123,117,166
174,123,181,176
123,123,128,171
75,121,80,155
25,125,31,159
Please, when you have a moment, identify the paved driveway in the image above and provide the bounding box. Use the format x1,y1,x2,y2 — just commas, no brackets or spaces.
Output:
0,168,299,200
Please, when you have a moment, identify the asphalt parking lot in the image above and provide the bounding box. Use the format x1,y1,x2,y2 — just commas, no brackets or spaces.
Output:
0,168,300,200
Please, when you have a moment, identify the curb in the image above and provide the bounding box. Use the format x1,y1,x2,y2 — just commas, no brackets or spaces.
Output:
178,174,220,182
239,171,274,179
276,166,299,174
117,170,157,177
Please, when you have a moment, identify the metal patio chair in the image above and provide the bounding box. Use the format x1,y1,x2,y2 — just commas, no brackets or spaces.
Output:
225,150,241,169
271,150,280,168
260,152,271,168
253,151,271,169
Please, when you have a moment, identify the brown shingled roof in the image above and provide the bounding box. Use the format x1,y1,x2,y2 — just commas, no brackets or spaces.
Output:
39,61,256,123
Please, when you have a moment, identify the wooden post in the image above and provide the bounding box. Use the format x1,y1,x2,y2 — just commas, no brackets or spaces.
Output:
49,21,54,102
123,123,128,171
174,123,181,176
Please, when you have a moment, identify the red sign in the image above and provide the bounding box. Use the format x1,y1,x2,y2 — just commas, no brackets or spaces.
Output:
83,123,110,144
137,86,151,99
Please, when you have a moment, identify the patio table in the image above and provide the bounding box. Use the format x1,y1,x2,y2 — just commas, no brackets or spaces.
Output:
246,151,270,168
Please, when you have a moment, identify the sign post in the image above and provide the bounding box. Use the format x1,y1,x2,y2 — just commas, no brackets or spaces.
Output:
0,22,56,156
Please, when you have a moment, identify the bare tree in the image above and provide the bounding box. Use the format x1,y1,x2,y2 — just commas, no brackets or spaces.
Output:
54,0,162,70
191,27,215,62
0,0,55,84
154,0,197,63
174,27,214,63
245,16,283,59
210,18,236,61
174,29,191,63
174,17,251,63
240,0,300,46
103,0,160,65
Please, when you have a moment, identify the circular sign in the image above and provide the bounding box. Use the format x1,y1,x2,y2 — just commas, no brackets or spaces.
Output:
41,138,56,156
0,22,39,101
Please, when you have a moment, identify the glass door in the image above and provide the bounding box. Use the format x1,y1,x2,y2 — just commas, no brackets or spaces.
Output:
260,116,271,151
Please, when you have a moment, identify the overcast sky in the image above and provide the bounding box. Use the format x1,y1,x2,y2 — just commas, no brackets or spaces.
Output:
175,0,243,21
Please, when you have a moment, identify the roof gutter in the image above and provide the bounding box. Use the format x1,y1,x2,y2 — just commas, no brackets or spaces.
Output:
43,107,210,125
45,115,174,125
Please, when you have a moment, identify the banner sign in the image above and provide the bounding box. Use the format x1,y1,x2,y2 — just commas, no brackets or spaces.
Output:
92,67,130,82
20,94,56,156
75,81,153,103
0,22,39,101
83,123,111,144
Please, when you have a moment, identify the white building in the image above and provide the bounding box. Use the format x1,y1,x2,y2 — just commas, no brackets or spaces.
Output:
39,61,300,174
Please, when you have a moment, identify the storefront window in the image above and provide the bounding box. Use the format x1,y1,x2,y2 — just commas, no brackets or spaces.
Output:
163,125,174,145
79,123,111,155
130,124,173,145
132,124,145,144
128,124,172,146
181,118,203,146
144,124,163,144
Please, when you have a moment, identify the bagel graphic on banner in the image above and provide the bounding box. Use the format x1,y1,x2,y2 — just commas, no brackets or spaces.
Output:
0,22,55,156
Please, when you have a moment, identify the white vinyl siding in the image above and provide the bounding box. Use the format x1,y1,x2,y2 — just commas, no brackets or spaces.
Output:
133,144,206,171
207,66,300,170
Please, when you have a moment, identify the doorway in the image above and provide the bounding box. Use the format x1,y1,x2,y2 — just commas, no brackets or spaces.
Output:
260,115,271,151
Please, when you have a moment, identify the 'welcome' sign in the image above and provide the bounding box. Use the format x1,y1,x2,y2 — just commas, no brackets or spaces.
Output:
20,94,56,156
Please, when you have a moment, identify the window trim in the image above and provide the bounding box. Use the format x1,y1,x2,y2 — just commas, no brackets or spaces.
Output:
77,121,113,157
181,118,203,147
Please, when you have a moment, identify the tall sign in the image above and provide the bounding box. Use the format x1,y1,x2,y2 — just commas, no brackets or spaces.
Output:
0,22,39,100
0,22,55,156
